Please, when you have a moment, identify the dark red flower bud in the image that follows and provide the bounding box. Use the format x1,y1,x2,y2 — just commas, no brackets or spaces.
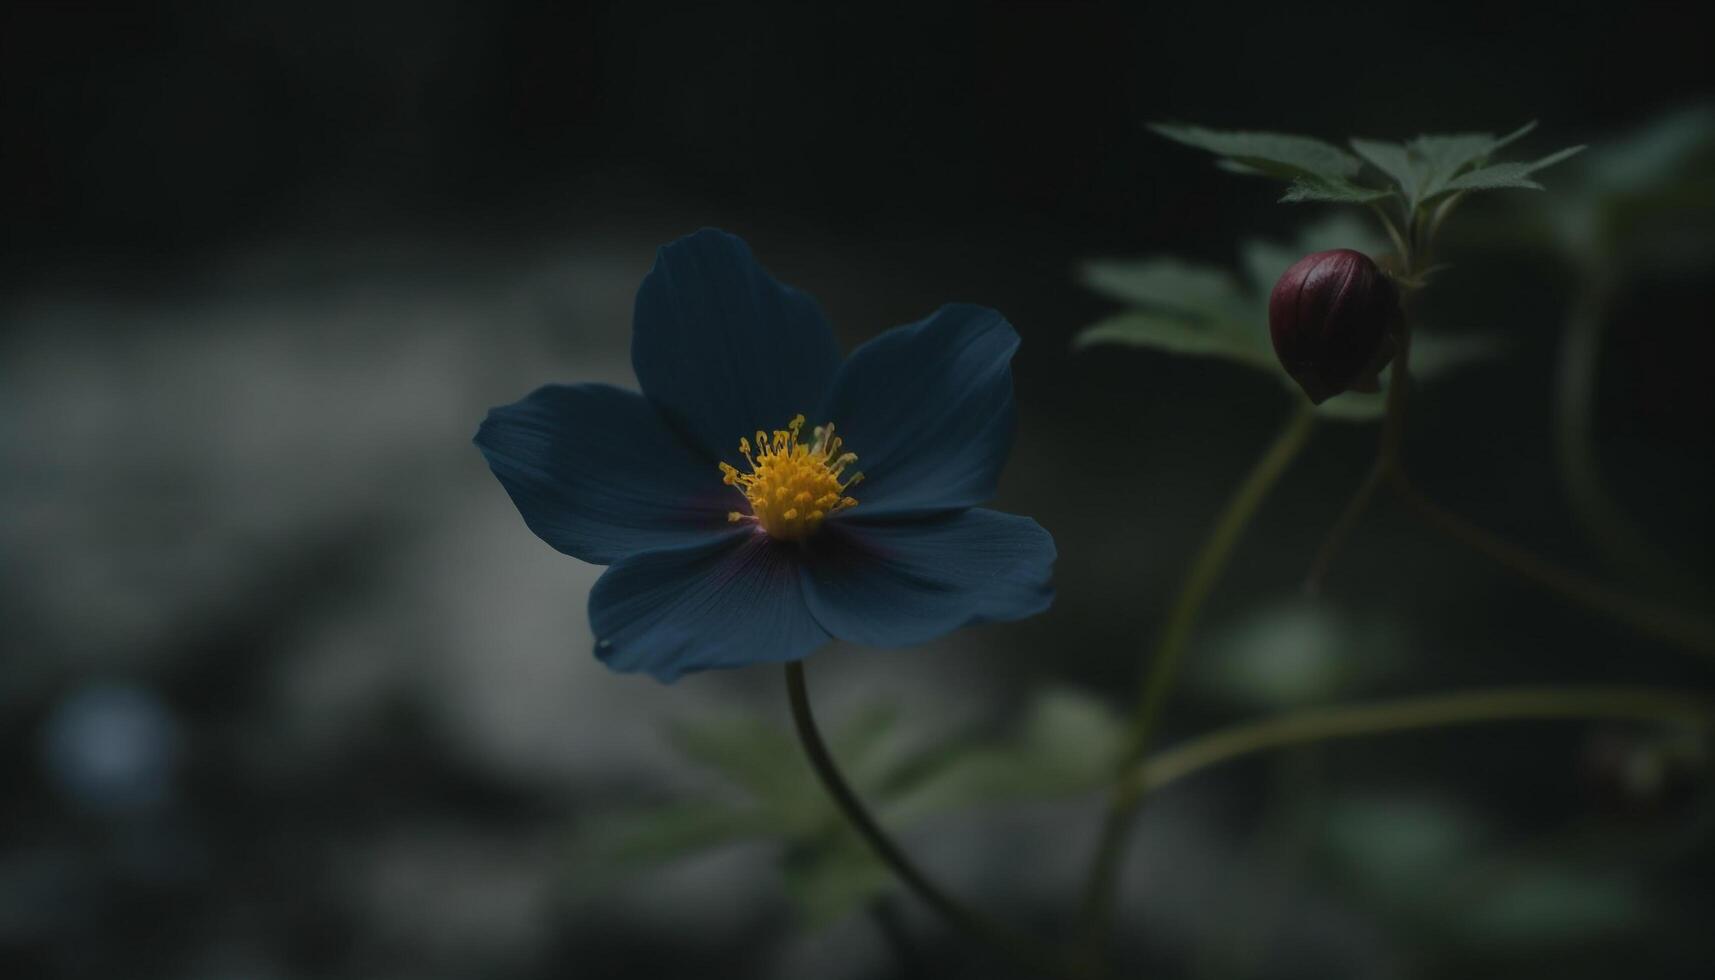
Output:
1267,249,1402,404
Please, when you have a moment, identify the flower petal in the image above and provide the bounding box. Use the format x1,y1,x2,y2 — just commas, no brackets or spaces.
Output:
590,531,831,682
801,509,1055,647
475,383,734,565
632,229,842,459
817,304,1019,518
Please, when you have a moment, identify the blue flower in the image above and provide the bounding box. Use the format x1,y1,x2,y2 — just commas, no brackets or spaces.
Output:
476,229,1055,682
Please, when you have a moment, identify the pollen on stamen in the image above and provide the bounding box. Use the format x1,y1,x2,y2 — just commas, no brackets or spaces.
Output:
716,414,862,541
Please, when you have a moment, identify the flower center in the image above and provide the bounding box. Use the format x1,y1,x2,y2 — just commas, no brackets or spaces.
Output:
719,414,862,541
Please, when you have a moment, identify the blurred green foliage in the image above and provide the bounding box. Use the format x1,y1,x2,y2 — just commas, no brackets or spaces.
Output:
580,107,1715,962
582,690,1128,927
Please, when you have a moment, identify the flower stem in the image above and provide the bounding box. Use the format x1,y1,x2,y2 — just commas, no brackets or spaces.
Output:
1118,685,1712,804
784,661,1080,978
1075,403,1317,949
1392,474,1715,658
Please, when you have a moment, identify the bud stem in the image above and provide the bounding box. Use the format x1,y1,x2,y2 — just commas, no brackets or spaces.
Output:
1076,403,1318,956
784,661,1094,978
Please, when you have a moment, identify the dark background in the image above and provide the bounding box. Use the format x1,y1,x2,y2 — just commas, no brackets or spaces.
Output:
3,2,1713,979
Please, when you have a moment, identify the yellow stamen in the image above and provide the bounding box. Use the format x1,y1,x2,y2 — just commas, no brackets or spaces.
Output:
718,414,861,540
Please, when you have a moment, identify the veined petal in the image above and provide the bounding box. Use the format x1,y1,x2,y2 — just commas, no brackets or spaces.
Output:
818,304,1018,518
591,531,831,682
801,509,1055,647
632,229,842,459
475,384,732,565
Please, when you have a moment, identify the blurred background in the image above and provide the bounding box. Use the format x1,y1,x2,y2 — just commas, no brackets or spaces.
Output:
3,2,1714,978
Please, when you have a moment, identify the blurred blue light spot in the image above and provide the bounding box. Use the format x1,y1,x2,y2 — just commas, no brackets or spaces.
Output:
40,683,180,814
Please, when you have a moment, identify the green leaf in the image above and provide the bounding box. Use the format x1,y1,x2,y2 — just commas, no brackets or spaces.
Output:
1350,137,1424,202
1433,144,1586,198
1075,255,1267,371
831,703,908,788
1349,123,1546,207
1582,105,1715,193
666,715,809,808
1489,119,1542,154
781,834,894,928
1279,174,1394,204
1407,121,1538,199
582,706,922,927
1074,311,1274,369
1150,122,1364,181
1077,257,1250,322
1462,107,1715,262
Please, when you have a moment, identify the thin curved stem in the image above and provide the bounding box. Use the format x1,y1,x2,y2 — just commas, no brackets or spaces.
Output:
1378,323,1412,464
1119,403,1320,764
1423,191,1468,256
1075,404,1317,948
1369,202,1410,261
1303,323,1412,592
1392,474,1715,658
1302,461,1386,596
784,662,1077,978
1119,686,1712,805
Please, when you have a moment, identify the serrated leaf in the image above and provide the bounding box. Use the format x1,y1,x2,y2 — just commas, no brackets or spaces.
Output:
1412,133,1504,177
1350,137,1423,202
1465,107,1715,260
1151,122,1364,181
1489,120,1541,154
1433,144,1585,198
1280,174,1394,204
1074,311,1274,370
1077,257,1250,322
1407,122,1538,200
